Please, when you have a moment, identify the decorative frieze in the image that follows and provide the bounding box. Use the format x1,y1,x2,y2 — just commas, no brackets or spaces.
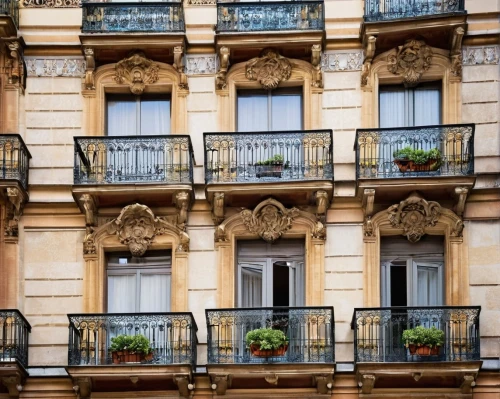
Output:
185,55,217,75
23,0,80,7
321,51,363,72
26,58,86,77
462,46,499,65
187,0,215,5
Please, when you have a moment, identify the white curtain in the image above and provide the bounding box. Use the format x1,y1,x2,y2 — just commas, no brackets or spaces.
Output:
414,87,441,126
108,274,136,312
140,274,171,312
379,87,407,128
416,265,440,306
241,266,263,307
237,94,268,131
107,98,137,136
141,99,171,135
271,93,302,131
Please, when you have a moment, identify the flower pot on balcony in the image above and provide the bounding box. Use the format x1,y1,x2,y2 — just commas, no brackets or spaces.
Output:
250,344,288,358
416,345,432,356
255,163,283,178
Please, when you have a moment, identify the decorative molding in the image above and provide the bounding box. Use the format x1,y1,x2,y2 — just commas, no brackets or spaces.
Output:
245,48,292,90
241,198,299,243
216,46,230,90
361,36,376,87
84,48,95,90
462,45,499,65
187,0,215,4
185,54,216,75
3,39,26,92
174,191,189,229
362,188,375,217
454,187,469,217
322,51,363,72
311,44,323,88
79,194,96,227
315,190,329,216
450,27,464,80
173,46,188,90
23,0,80,7
114,51,159,95
26,58,85,77
387,39,433,87
211,192,225,225
4,188,25,238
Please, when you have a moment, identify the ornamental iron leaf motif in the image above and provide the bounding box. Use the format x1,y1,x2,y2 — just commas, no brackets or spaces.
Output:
387,193,441,243
241,198,299,243
245,49,292,90
114,51,159,95
387,40,433,88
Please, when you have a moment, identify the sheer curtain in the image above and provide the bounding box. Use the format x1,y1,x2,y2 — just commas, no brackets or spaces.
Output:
107,98,137,136
108,274,136,312
140,274,171,312
271,93,302,131
140,99,171,135
414,86,441,126
237,94,268,131
240,266,263,307
379,87,407,128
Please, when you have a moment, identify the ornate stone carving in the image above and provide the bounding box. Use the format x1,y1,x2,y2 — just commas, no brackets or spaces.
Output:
4,188,24,238
245,48,292,90
241,198,299,243
26,58,86,77
24,0,80,7
80,194,96,227
361,36,376,87
4,40,26,92
363,216,374,238
450,27,464,80
174,191,189,228
114,51,159,95
454,187,469,217
1,375,23,397
187,0,215,4
322,51,363,72
463,45,499,65
315,190,329,216
214,224,228,242
173,46,189,91
216,46,230,90
362,188,375,217
84,48,95,90
185,55,216,75
312,220,326,240
387,39,433,87
311,44,323,88
173,375,190,398
83,227,96,256
211,374,231,396
211,192,225,225
387,193,441,243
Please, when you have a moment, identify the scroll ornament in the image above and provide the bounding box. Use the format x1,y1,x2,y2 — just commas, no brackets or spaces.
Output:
241,198,299,243
387,40,433,87
114,51,159,95
245,49,292,90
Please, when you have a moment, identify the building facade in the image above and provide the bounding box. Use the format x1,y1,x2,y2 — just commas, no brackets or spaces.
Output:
0,0,499,397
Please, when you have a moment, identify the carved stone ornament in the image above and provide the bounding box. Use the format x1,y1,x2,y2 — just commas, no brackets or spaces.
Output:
174,191,189,229
4,187,24,238
387,39,433,87
241,198,299,243
83,227,96,255
212,192,225,225
245,48,292,90
3,40,26,92
114,51,160,95
387,193,441,243
84,48,95,90
216,46,230,91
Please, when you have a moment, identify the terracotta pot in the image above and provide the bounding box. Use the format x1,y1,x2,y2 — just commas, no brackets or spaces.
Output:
430,346,441,356
394,159,413,173
416,346,432,356
407,344,417,355
394,159,440,173
250,344,288,358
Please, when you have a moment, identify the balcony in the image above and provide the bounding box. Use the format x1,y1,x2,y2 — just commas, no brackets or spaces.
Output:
67,313,197,397
360,0,466,57
215,0,324,66
205,307,335,394
0,310,31,396
0,0,18,37
355,124,475,201
72,135,194,208
351,306,481,393
204,130,333,210
81,0,184,33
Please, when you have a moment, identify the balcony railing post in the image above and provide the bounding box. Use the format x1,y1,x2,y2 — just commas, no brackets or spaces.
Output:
364,0,465,21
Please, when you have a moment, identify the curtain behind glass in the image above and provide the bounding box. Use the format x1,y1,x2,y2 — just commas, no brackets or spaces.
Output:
140,98,171,135
108,274,136,312
416,265,439,306
140,274,170,312
237,94,268,131
241,266,263,307
107,97,137,136
414,86,441,126
379,87,407,128
271,93,302,131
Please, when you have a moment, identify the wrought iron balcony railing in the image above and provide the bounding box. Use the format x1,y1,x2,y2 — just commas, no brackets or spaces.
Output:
68,313,198,366
204,130,333,184
206,307,335,364
352,306,480,363
0,309,31,368
0,134,31,191
364,0,465,22
355,124,474,179
74,135,194,185
0,0,19,28
216,0,324,33
81,0,185,33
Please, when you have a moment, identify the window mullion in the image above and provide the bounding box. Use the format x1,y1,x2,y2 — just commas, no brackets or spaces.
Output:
136,96,141,135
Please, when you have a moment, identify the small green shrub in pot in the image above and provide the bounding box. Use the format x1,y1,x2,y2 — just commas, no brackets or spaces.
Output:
245,328,288,350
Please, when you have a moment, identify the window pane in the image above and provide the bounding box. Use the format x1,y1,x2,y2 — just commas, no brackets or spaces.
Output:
237,93,268,131
416,265,440,306
241,265,263,307
107,96,137,136
108,274,136,312
140,274,171,312
271,93,302,131
379,87,407,128
414,86,441,126
140,98,171,135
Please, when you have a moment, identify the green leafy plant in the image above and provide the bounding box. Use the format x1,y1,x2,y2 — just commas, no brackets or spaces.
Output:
256,154,285,166
109,334,152,354
245,328,288,350
393,147,442,165
109,334,133,352
393,146,414,160
402,326,444,348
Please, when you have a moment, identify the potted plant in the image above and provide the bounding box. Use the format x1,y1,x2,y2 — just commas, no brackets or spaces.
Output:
402,326,444,356
109,334,153,364
393,147,442,173
245,328,288,357
255,154,284,178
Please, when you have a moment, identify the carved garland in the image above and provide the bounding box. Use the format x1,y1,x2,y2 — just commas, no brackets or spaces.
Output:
114,51,160,95
387,39,433,87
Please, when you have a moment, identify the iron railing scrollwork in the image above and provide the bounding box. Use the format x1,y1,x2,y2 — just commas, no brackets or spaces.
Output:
0,309,31,368
67,313,198,366
0,134,31,190
355,124,474,179
216,0,324,32
206,307,335,364
74,135,194,185
364,0,465,22
0,0,19,27
81,0,185,33
204,130,333,184
352,306,480,363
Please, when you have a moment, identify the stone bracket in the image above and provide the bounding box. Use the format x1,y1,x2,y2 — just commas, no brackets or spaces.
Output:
314,374,334,395
211,374,232,396
358,373,376,394
361,36,376,88
362,188,375,217
173,375,193,398
216,46,230,91
315,190,329,218
72,377,92,399
3,187,26,239
1,38,26,92
311,44,323,88
264,374,278,385
84,47,95,91
173,46,189,91
211,192,225,225
454,186,469,217
79,193,97,227
1,375,23,398
451,26,465,80
174,191,190,229
460,374,476,394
